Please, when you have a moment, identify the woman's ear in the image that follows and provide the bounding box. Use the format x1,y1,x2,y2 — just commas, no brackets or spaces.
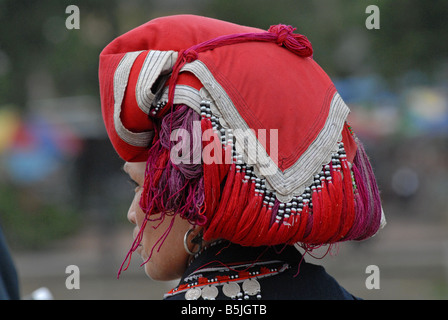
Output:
184,226,203,256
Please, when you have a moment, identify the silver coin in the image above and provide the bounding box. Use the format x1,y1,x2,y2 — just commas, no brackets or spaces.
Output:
201,285,218,300
185,287,201,300
222,282,241,299
242,278,261,296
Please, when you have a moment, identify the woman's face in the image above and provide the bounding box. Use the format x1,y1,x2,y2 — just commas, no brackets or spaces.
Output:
123,161,194,281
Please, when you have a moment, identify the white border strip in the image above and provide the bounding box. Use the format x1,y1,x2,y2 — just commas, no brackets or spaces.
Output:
135,50,178,114
183,60,349,202
113,51,153,147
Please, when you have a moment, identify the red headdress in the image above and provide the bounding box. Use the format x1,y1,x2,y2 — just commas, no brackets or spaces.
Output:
99,15,386,274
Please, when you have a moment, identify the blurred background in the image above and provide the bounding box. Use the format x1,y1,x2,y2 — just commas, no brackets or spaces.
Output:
0,0,447,300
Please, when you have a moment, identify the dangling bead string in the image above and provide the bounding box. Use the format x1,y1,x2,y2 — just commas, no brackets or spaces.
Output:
265,200,281,242
221,128,234,179
324,164,342,243
339,145,356,240
233,176,263,244
275,203,291,244
318,172,333,242
291,197,309,244
299,187,313,243
201,101,221,220
207,131,237,235
329,153,344,241
308,185,322,244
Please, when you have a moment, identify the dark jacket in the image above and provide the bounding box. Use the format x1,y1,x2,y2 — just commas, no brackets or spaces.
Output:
164,241,359,300
0,226,20,300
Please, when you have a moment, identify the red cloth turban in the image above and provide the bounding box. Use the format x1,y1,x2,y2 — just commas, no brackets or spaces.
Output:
99,15,385,253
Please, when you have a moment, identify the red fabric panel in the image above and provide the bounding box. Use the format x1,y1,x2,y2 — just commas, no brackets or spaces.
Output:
200,42,335,171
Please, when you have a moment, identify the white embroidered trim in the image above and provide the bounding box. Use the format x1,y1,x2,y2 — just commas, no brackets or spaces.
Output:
135,50,178,114
114,51,351,203
113,51,154,147
182,60,350,202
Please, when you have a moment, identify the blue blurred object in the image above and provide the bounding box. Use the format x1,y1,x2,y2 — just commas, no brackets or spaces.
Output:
2,115,82,185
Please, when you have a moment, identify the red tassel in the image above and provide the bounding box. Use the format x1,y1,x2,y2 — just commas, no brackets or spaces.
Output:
265,201,280,243
237,188,264,245
325,179,342,243
277,214,295,245
330,166,345,241
284,207,299,244
233,182,258,241
266,220,280,243
203,162,236,241
339,158,355,240
220,143,233,181
224,175,251,241
319,181,334,243
246,199,268,246
238,182,256,224
201,117,221,218
292,205,309,243
214,166,244,239
304,188,322,244
301,202,313,242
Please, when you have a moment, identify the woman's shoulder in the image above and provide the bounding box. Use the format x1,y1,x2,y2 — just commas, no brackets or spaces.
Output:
164,243,359,300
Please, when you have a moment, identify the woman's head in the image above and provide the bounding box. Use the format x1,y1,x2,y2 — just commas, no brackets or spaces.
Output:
123,161,200,280
99,14,386,279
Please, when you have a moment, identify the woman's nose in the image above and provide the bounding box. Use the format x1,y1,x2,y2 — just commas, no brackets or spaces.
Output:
127,207,137,225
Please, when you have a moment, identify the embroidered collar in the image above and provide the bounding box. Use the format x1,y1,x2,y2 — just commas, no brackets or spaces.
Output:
164,242,298,300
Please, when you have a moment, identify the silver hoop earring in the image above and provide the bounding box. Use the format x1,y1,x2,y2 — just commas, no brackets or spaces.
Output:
184,228,202,255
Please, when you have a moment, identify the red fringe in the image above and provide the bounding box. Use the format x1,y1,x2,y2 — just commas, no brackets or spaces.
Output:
203,162,236,241
329,167,344,242
203,142,362,248
220,144,233,181
277,215,294,244
246,201,268,246
212,166,244,239
201,117,221,219
339,158,355,240
224,176,251,241
235,192,263,242
264,200,280,244
325,180,342,243
302,189,320,244
266,220,280,243
233,183,260,243
292,205,309,243
319,182,333,243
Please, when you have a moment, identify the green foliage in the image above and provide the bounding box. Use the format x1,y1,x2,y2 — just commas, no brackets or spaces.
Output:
0,183,81,250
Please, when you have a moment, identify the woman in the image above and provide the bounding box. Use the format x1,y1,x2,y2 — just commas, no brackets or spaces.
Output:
99,14,386,300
